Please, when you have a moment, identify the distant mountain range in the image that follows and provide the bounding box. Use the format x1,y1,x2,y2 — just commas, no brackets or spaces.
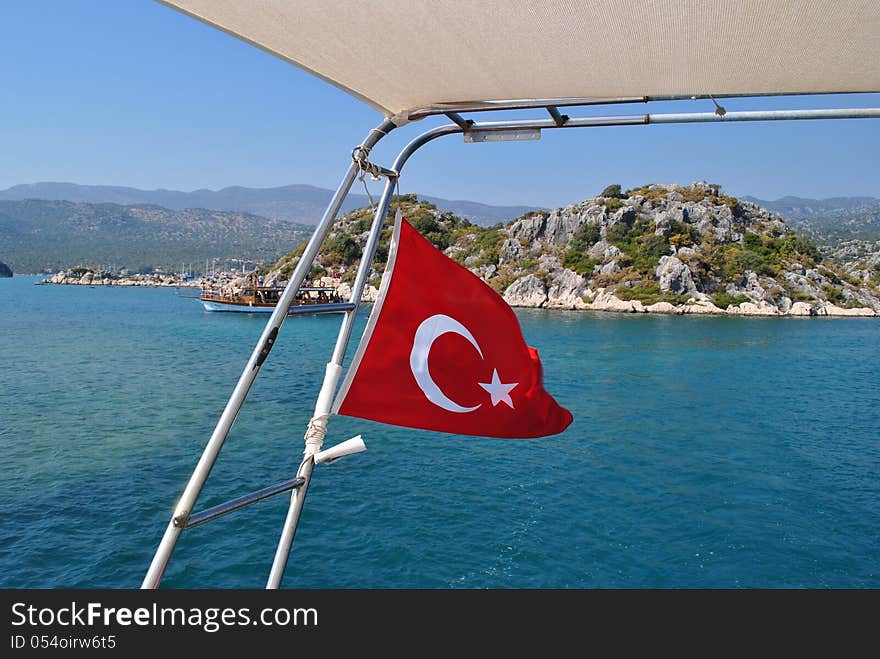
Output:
742,195,880,244
742,195,880,217
3,184,878,274
0,182,539,227
0,200,310,274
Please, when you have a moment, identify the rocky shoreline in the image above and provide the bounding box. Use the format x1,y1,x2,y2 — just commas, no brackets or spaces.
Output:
502,273,876,316
44,268,200,287
40,266,875,316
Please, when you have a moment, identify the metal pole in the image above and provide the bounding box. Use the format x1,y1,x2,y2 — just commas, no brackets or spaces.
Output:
141,120,396,589
266,172,399,589
646,107,880,123
453,107,880,133
405,91,877,120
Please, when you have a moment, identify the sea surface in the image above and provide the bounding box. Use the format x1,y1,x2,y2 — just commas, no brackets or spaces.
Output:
1,275,878,588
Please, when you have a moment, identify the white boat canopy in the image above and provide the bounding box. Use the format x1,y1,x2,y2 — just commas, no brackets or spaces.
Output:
162,0,879,118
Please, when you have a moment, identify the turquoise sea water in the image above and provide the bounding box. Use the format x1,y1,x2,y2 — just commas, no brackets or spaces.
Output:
1,275,878,588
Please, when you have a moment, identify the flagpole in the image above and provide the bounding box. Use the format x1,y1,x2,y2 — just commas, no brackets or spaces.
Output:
266,170,399,589
141,120,397,589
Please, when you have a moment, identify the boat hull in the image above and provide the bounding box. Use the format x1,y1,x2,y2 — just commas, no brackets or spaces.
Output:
201,300,355,315
202,300,273,313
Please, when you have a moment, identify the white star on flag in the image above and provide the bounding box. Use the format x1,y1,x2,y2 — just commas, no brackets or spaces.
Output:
478,369,518,408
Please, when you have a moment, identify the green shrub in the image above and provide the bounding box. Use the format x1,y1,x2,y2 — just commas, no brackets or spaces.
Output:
604,198,625,213
616,282,660,301
393,193,419,204
605,221,632,246
779,233,821,264
624,184,668,200
667,219,700,247
373,240,389,264
322,235,362,265
562,250,597,275
639,234,671,259
818,266,842,285
822,284,845,305
474,229,503,254
423,231,450,251
680,185,711,203
292,240,308,257
615,282,689,305
409,212,439,235
712,291,749,309
732,249,773,276
842,272,862,287
488,271,517,294
600,184,623,199
743,232,764,252
571,223,601,250
785,287,813,302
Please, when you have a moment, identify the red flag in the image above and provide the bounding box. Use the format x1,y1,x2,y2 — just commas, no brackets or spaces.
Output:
333,216,572,438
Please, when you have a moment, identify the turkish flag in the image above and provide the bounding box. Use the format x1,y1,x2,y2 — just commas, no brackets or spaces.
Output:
333,217,572,438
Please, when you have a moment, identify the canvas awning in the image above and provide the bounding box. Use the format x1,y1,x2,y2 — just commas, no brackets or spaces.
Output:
161,0,879,118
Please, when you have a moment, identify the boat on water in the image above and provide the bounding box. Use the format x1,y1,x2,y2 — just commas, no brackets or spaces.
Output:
200,279,350,315
143,1,880,590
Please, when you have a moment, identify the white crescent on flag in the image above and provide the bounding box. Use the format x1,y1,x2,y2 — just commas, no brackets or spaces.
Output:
409,314,482,414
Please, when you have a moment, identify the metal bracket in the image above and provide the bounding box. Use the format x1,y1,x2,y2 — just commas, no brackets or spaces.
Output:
176,477,307,530
547,106,569,126
351,145,398,180
445,112,475,130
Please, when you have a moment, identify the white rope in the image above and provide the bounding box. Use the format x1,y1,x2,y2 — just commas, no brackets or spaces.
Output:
303,362,343,455
303,412,329,456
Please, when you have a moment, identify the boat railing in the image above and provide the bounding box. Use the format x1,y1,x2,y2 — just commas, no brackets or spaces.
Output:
199,283,344,305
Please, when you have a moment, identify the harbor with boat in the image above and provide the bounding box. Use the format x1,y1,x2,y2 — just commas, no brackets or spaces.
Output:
200,272,350,314
39,264,362,315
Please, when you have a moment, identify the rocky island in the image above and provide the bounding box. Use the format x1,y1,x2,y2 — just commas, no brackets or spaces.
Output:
45,267,199,287
264,183,879,317
0,261,12,277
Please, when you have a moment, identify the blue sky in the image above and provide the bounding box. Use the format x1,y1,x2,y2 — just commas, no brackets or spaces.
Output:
1,0,878,208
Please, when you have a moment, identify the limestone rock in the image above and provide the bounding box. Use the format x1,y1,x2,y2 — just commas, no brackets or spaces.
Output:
506,214,547,244
362,285,380,303
599,260,621,275
0,261,11,277
655,255,696,295
586,290,645,313
681,299,725,314
542,209,584,246
816,304,875,317
503,274,547,308
646,301,679,314
545,269,589,309
588,240,622,261
729,301,780,316
788,302,814,316
499,238,523,264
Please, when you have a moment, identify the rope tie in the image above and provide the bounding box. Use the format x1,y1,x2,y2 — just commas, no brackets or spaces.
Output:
352,144,380,207
303,412,329,455
352,144,383,181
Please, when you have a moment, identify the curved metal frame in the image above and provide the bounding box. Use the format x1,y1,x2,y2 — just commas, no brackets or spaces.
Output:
143,95,880,589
